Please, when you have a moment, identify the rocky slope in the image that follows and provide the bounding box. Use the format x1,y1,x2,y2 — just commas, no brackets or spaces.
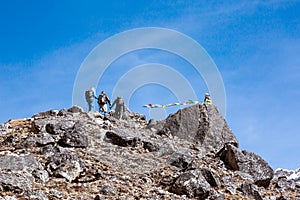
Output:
0,103,299,199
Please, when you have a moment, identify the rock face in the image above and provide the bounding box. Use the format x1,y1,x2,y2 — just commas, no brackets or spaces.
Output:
0,103,298,199
218,144,274,188
156,103,238,154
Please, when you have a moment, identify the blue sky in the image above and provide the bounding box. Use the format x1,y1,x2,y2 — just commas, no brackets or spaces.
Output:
0,1,299,170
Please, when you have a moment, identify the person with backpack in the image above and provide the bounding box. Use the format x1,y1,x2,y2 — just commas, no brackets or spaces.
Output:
111,96,126,119
85,87,97,111
97,91,111,114
204,93,212,104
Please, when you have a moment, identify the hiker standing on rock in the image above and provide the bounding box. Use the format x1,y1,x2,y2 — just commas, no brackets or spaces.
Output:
204,93,212,104
97,91,111,115
111,96,126,120
85,87,97,112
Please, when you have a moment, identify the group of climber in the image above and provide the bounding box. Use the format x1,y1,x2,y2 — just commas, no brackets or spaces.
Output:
85,87,213,119
85,88,125,119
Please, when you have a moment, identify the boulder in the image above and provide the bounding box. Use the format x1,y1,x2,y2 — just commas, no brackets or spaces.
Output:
0,154,46,175
0,172,32,193
100,185,116,196
57,108,68,116
0,154,49,182
170,169,210,198
19,136,38,148
67,106,85,113
36,132,55,146
105,129,136,147
146,119,158,129
47,151,84,182
156,103,238,154
155,140,175,157
58,128,88,148
200,168,220,188
218,144,273,188
239,183,263,200
168,149,193,170
142,140,159,152
105,129,159,152
32,110,58,119
44,120,76,136
222,175,236,195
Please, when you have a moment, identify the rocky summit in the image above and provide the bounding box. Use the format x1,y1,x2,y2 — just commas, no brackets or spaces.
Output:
0,103,299,199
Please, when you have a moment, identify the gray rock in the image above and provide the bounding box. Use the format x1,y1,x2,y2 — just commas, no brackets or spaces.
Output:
57,108,68,116
168,149,193,170
40,144,57,156
24,190,49,200
142,140,159,152
170,169,211,198
218,144,273,188
36,132,55,146
125,108,146,121
200,168,221,188
146,119,164,131
105,130,133,147
0,172,32,193
32,110,58,119
58,129,88,148
239,183,263,200
0,154,49,183
234,171,254,183
19,136,38,148
44,120,76,136
47,151,84,182
100,185,116,195
156,103,238,154
105,129,159,152
222,175,236,195
67,106,85,113
32,118,63,135
0,154,44,174
33,169,49,182
40,118,101,148
154,139,176,158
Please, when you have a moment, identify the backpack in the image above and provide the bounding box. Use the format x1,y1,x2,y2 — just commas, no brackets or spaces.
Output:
97,94,106,105
85,89,94,98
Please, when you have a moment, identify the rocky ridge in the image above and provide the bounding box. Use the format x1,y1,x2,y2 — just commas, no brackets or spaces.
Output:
0,103,299,199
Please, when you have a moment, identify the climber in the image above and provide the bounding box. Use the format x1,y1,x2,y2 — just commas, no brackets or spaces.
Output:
97,91,111,114
111,96,126,120
204,93,212,104
85,87,97,112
